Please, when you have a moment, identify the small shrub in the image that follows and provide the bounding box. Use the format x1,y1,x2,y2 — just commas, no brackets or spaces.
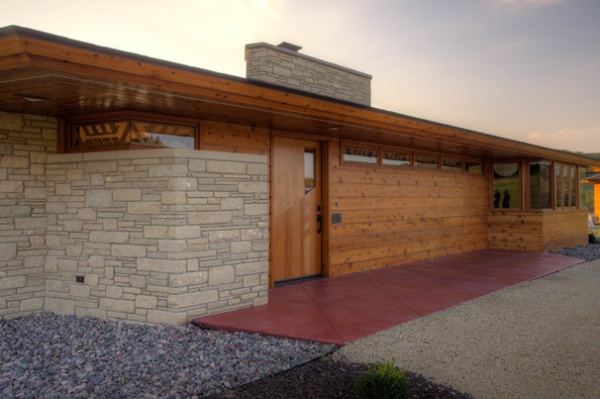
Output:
355,360,411,399
590,233,598,244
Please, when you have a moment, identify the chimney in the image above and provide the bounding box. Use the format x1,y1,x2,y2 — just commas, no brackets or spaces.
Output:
245,42,372,106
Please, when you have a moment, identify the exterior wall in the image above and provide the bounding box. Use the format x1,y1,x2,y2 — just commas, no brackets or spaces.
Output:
326,141,488,276
487,209,588,251
0,112,56,318
1,111,269,324
246,42,372,106
201,121,270,156
44,148,269,324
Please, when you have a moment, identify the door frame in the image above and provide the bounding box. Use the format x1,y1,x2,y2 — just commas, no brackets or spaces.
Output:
269,131,329,287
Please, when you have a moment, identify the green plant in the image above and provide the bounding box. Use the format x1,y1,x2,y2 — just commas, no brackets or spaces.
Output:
355,360,411,399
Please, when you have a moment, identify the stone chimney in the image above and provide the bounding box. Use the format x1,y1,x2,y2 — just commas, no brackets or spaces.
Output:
245,42,372,106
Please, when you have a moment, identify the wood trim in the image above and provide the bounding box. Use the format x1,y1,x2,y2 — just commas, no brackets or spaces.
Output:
3,27,598,168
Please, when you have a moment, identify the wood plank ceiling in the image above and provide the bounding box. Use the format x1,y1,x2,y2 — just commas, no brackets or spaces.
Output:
1,25,598,168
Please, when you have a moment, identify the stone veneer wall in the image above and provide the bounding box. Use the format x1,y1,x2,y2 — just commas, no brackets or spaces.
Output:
1,111,269,324
1,112,56,318
246,42,372,106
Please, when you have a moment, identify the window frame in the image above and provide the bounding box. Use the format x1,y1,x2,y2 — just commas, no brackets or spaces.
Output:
491,160,522,211
441,157,464,173
413,152,440,171
526,160,553,211
341,143,380,166
380,146,412,170
61,111,200,153
490,159,584,212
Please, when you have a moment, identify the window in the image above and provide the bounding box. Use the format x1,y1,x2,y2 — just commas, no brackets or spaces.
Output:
342,145,378,164
570,166,577,208
304,148,316,193
529,162,551,209
340,142,483,176
66,114,197,152
493,162,520,209
466,161,482,174
579,167,589,210
555,164,562,208
442,158,463,172
414,154,439,170
554,163,578,209
382,149,411,168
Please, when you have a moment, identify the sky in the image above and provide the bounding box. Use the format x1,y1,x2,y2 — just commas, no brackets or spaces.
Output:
1,0,599,153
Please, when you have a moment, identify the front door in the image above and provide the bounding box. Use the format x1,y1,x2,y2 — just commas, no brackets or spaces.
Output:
271,137,322,285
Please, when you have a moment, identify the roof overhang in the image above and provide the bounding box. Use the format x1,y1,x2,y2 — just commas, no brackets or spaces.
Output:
2,25,600,169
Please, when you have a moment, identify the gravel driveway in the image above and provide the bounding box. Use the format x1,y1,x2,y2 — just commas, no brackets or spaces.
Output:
335,258,600,399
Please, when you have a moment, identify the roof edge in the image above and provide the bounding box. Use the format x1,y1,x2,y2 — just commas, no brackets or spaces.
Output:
1,26,598,168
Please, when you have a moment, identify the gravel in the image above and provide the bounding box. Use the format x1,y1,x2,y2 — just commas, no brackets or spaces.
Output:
335,251,600,399
551,239,600,261
0,314,335,398
2,243,598,398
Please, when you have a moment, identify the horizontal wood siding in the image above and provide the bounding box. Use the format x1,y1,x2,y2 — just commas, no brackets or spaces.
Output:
487,213,544,251
327,141,488,276
201,121,270,155
542,210,588,250
487,209,587,251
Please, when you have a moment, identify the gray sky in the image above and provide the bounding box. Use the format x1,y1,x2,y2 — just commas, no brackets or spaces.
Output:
2,0,599,152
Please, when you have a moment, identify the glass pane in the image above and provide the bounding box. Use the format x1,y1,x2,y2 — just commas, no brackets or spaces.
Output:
71,119,195,150
555,164,562,208
414,154,439,169
529,162,551,209
304,149,316,193
493,163,520,209
442,158,462,172
570,166,577,208
466,161,482,174
382,149,411,167
343,146,378,164
579,167,590,210
72,120,130,148
131,121,195,148
563,165,570,207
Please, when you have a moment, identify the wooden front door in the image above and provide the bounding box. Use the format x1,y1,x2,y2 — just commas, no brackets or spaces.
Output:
272,137,323,285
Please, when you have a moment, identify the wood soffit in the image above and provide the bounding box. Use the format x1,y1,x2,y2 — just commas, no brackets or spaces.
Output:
1,25,599,168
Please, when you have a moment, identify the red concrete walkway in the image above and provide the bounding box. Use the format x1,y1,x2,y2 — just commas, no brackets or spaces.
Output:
193,250,582,345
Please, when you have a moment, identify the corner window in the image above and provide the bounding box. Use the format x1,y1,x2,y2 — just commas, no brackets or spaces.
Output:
493,163,520,209
65,114,197,152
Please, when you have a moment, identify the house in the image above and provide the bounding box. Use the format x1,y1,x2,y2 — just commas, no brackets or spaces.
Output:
583,172,600,223
1,26,599,325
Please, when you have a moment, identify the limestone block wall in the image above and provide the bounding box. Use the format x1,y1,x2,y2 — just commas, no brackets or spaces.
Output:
1,111,269,324
44,148,269,324
246,42,372,106
0,112,56,318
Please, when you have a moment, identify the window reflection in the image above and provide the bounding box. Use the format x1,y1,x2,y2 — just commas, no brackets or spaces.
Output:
529,162,551,209
493,163,520,209
304,149,316,194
